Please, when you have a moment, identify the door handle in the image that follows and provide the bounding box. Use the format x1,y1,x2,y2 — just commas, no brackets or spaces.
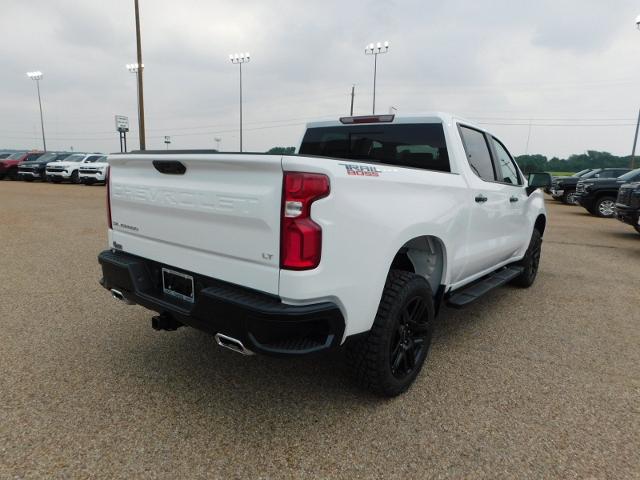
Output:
475,194,488,203
510,196,519,203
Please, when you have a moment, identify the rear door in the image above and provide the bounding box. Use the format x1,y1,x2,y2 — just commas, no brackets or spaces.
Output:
108,153,284,295
457,125,512,280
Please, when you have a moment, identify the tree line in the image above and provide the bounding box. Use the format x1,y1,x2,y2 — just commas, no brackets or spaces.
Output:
515,151,634,174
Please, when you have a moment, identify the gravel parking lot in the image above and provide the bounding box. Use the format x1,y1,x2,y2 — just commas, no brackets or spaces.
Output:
1,182,638,479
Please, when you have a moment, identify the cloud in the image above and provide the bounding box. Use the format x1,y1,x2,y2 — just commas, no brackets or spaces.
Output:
0,0,639,157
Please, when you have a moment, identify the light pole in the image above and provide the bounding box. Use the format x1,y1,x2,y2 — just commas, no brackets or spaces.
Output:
215,137,222,151
126,63,145,150
229,52,250,152
164,136,171,149
632,15,640,169
132,0,146,150
26,71,46,151
364,41,389,115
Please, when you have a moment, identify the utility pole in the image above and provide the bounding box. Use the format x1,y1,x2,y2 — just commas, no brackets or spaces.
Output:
631,109,640,169
364,41,389,115
26,71,46,151
134,0,146,150
350,84,355,115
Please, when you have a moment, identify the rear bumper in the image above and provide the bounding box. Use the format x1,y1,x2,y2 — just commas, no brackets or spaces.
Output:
98,250,345,357
615,205,640,226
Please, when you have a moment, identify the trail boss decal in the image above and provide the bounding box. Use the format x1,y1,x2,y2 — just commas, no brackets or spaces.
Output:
339,163,381,177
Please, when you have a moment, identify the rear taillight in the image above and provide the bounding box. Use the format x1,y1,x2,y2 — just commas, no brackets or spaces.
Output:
280,172,330,270
106,168,112,229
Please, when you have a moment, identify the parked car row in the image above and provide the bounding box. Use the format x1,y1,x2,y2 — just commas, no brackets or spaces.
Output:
548,167,640,235
0,151,108,185
614,180,640,234
549,168,630,205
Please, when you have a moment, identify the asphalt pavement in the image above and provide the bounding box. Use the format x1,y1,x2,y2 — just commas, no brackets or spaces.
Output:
1,181,638,479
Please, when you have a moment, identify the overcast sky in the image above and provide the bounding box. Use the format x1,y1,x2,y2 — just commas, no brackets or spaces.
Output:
2,0,640,158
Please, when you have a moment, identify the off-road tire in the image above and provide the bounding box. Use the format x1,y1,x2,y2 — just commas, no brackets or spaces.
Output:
511,229,542,288
71,171,80,184
346,270,435,397
594,196,616,218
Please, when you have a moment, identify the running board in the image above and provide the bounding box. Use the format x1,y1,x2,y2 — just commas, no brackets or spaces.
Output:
446,266,524,308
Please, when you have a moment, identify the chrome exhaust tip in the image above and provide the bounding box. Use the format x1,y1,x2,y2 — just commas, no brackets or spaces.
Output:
214,333,255,356
110,288,134,305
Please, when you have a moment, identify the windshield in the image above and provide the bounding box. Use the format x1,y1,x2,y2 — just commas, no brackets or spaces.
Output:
573,169,591,177
85,155,104,163
299,123,450,172
618,168,640,181
55,153,73,161
7,152,26,160
34,152,59,162
64,154,86,162
581,170,602,179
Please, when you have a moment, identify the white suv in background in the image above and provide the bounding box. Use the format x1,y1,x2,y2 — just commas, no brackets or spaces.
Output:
78,156,109,185
46,153,104,183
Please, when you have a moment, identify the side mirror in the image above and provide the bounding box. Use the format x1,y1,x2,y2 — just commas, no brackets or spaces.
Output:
526,172,551,196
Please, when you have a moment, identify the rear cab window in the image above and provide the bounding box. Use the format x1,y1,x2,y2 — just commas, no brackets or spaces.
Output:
299,123,450,172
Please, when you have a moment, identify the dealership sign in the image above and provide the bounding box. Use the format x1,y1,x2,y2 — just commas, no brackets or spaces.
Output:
115,115,129,132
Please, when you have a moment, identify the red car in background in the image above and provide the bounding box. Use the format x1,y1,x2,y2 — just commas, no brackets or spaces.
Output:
0,151,44,180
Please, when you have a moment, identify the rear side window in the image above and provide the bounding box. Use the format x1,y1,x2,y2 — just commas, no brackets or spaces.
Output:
459,126,496,181
299,123,450,172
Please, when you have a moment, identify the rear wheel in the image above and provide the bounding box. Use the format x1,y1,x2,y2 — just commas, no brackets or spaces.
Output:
594,196,616,218
346,270,435,397
511,229,542,288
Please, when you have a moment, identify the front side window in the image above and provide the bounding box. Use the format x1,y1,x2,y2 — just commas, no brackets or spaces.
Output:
299,123,450,172
492,138,521,185
459,126,496,181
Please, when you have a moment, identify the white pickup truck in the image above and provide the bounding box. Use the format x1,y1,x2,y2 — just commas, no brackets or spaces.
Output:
98,113,551,396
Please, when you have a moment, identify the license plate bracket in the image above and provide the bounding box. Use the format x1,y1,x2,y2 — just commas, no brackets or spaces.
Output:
162,268,195,303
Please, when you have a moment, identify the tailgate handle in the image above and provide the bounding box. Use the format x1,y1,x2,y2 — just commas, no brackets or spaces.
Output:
153,160,186,175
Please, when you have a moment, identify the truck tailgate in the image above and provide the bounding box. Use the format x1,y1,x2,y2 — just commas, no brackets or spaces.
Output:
108,153,283,295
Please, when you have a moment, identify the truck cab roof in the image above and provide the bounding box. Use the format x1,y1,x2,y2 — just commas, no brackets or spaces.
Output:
306,112,480,131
